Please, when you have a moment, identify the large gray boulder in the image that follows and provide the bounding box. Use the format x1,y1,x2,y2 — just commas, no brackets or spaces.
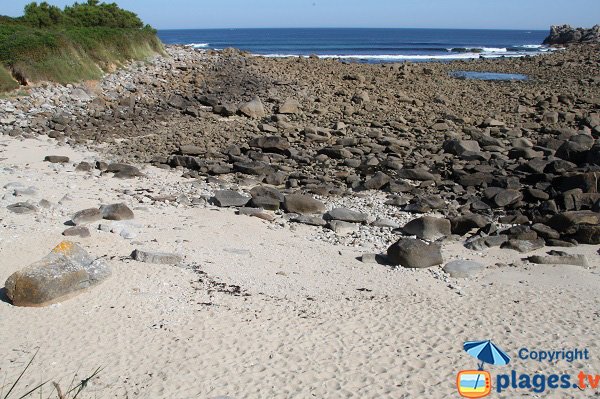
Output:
4,241,111,307
386,238,443,268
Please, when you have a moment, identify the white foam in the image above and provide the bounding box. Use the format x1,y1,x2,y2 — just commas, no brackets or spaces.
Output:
481,47,507,53
256,52,528,61
521,44,543,49
186,43,210,49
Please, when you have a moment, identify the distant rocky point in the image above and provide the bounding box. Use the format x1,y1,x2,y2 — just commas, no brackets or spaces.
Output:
543,24,600,45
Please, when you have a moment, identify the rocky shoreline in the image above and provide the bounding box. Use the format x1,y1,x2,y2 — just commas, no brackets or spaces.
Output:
543,24,600,45
0,42,599,397
1,44,599,277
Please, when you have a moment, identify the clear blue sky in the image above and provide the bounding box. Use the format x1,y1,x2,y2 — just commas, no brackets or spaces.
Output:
3,0,599,30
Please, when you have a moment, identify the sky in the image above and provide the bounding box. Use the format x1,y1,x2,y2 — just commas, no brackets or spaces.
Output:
2,0,599,30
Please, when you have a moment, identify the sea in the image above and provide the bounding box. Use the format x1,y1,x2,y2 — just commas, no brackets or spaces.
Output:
157,28,551,63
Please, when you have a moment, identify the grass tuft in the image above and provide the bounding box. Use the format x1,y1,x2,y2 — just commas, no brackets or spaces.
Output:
0,350,102,399
0,66,19,92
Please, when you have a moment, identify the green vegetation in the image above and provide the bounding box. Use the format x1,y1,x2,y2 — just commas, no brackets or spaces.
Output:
21,0,145,29
0,348,103,399
0,66,19,92
0,1,164,91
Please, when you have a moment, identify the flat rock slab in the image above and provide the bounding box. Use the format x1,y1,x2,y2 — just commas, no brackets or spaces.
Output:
527,254,590,268
249,136,290,153
371,218,400,229
237,207,276,222
100,203,134,221
325,207,368,223
5,241,111,307
72,208,102,225
7,202,37,214
213,190,250,207
328,220,359,235
44,155,70,164
290,215,327,226
62,226,91,238
13,186,37,196
443,260,486,278
105,163,143,179
283,194,326,215
179,145,203,155
132,249,182,265
501,238,545,253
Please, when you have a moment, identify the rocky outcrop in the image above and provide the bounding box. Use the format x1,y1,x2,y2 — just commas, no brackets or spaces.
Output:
543,25,600,45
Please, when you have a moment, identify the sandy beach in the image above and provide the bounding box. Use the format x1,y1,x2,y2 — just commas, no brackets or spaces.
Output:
0,133,598,398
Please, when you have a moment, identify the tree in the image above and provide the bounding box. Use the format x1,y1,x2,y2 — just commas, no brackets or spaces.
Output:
18,1,147,29
63,1,144,29
22,2,64,28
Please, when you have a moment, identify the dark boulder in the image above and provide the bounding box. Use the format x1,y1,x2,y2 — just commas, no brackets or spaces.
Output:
387,238,443,268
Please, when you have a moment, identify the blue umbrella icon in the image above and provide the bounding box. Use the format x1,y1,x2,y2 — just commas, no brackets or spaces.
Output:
463,340,511,393
464,340,511,370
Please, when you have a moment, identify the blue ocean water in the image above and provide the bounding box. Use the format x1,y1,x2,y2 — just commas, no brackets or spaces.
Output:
158,28,550,62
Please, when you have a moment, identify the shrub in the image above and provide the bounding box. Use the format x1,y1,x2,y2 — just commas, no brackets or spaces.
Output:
22,2,64,28
64,1,144,29
18,1,145,29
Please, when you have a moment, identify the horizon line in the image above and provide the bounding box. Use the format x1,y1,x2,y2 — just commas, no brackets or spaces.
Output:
156,26,551,32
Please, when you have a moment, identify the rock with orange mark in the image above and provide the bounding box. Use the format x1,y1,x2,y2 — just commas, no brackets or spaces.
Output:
4,241,111,307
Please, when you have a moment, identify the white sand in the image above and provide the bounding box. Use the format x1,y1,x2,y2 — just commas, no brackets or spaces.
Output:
0,136,598,398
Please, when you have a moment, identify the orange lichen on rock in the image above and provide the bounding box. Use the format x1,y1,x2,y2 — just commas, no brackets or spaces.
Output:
52,241,75,254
